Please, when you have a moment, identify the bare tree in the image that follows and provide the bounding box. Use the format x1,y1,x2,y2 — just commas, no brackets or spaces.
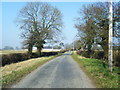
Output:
75,2,119,60
75,6,96,57
16,2,63,57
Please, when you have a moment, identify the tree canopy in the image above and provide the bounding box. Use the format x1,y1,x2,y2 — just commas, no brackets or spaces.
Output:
75,2,120,58
17,2,63,58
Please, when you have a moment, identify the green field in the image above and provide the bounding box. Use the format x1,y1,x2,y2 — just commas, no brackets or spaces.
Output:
71,51,119,88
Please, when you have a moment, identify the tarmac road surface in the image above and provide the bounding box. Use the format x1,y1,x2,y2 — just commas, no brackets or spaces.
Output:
12,51,95,88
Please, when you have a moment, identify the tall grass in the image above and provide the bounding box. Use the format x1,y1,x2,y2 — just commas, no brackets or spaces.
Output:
71,52,119,88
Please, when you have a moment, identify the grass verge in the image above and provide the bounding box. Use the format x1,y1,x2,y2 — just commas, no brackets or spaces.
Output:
71,51,119,88
1,53,62,88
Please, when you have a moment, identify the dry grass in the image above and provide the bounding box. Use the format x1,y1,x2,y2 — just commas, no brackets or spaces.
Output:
0,49,60,76
1,53,62,87
77,55,85,59
1,56,52,77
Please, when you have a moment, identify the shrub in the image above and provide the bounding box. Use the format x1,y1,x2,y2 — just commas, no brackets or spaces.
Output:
76,50,120,67
2,53,28,66
81,51,90,58
77,51,92,58
41,52,58,56
113,50,120,67
76,50,82,55
59,49,68,53
1,52,59,66
92,51,104,59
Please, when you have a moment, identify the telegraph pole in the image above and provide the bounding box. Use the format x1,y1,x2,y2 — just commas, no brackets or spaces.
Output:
108,0,113,72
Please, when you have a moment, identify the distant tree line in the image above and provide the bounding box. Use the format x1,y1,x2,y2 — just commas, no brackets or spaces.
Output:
2,46,14,50
2,46,20,50
16,2,63,58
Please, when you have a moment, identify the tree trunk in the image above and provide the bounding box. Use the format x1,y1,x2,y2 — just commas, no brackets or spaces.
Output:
100,40,108,61
87,40,93,58
28,44,33,59
37,47,42,56
87,44,92,58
